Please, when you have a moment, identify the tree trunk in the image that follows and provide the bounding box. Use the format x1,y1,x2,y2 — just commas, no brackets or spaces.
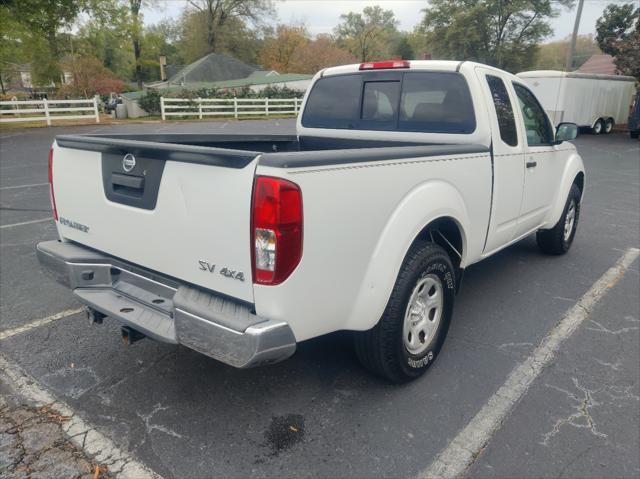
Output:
130,0,143,90
133,37,142,89
207,19,217,52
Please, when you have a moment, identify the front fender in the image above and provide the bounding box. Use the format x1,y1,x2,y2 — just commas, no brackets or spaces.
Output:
543,149,585,228
343,180,470,332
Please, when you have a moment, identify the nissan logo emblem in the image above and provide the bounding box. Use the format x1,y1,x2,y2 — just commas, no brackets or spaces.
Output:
122,153,136,172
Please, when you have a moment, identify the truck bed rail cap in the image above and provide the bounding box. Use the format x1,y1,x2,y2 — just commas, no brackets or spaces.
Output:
260,143,489,169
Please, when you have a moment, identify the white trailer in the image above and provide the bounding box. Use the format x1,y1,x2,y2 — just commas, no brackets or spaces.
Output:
517,70,636,134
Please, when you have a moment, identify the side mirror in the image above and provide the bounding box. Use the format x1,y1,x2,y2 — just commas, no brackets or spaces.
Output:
555,122,578,143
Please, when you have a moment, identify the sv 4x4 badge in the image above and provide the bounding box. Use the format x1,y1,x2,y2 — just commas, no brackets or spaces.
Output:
198,261,245,282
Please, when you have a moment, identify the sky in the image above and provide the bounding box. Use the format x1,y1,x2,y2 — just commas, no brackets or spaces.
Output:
143,0,621,42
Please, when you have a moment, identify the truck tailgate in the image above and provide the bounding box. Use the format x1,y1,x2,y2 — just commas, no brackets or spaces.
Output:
52,136,259,303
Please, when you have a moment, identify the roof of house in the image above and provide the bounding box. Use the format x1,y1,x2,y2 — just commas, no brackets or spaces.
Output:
167,53,257,85
122,73,312,100
157,73,313,94
577,54,617,75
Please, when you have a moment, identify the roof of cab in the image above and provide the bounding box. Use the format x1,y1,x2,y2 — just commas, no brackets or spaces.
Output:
321,60,463,77
319,60,522,83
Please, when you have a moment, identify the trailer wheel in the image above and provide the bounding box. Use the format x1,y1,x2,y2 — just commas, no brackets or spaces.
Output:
631,131,639,139
604,118,614,134
591,119,604,135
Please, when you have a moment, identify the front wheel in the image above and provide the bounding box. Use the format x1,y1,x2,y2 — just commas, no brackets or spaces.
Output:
354,242,455,383
537,183,581,255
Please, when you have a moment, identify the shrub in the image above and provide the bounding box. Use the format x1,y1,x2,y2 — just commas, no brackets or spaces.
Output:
138,89,162,114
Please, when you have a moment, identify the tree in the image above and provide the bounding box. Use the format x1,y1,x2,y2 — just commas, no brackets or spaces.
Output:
289,35,356,73
259,25,309,72
60,55,124,97
3,0,85,84
176,10,264,65
595,4,639,79
140,20,183,81
595,3,639,57
0,5,30,93
335,6,399,62
613,33,640,79
130,0,144,89
417,0,573,73
535,34,601,70
392,34,415,60
186,0,273,53
76,1,133,80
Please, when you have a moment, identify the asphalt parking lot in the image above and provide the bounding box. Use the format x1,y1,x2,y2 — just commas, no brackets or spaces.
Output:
1,121,638,479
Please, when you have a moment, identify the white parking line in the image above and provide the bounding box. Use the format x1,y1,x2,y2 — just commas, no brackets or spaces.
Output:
0,182,48,190
0,354,161,479
0,217,51,229
420,247,640,479
0,308,84,341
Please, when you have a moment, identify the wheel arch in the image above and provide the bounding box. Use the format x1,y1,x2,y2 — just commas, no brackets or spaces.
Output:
344,179,471,332
411,216,465,281
544,153,586,228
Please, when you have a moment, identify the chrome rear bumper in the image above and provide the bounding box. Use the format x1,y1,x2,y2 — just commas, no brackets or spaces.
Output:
36,240,296,368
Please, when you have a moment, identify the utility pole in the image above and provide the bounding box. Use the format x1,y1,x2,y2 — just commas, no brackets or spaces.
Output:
565,0,585,71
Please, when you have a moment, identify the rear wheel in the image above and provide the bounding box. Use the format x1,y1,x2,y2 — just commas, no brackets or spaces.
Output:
537,183,581,255
604,118,614,134
354,242,455,383
592,119,604,135
631,130,639,139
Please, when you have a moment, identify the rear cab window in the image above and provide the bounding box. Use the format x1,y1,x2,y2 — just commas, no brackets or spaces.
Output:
302,71,476,134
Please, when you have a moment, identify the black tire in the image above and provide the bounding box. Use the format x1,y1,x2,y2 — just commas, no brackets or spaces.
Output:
536,183,581,255
631,130,639,139
604,118,614,134
591,119,603,135
354,242,455,383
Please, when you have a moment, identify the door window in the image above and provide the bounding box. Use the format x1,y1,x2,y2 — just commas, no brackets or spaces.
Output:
486,75,518,147
513,83,553,146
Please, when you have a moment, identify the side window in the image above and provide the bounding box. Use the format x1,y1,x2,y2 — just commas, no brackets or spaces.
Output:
361,81,400,122
513,83,553,146
486,75,517,147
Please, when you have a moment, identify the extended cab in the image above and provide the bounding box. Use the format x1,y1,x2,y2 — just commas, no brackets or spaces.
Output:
37,61,585,382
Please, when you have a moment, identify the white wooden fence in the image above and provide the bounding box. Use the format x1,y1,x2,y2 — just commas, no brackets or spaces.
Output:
160,97,302,120
0,97,100,125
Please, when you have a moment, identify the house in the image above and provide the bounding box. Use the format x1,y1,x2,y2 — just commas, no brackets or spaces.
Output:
1,62,73,93
578,54,617,75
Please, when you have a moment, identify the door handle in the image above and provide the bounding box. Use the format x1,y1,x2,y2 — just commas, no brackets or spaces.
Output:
526,160,537,168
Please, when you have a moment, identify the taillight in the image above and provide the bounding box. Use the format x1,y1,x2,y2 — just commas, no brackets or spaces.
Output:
359,60,410,70
48,146,58,221
251,176,303,285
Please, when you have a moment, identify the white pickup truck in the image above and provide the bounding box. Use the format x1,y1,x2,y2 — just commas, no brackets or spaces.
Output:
37,60,585,382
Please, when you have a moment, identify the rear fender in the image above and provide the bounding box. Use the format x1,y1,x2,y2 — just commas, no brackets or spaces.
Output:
343,180,469,332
